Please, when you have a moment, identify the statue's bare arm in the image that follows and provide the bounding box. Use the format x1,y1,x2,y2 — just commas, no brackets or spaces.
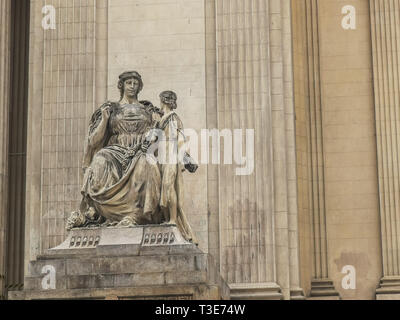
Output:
88,102,111,147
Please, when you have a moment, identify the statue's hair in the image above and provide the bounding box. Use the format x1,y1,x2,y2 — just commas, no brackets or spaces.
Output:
118,71,143,100
159,90,178,110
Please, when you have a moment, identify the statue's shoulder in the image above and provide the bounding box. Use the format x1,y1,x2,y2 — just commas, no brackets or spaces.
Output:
140,100,163,116
87,101,120,136
90,101,119,121
169,111,183,124
159,111,183,130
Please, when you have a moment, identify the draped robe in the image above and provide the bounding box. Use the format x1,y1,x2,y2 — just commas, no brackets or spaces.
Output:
81,102,162,225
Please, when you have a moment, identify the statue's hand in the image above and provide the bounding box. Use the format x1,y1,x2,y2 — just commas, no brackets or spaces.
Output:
183,152,199,173
141,142,150,153
100,102,112,120
185,162,199,173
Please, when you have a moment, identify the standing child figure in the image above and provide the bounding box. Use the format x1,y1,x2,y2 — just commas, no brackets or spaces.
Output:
157,91,198,244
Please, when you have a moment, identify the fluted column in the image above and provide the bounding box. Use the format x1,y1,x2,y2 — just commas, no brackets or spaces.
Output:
0,0,12,300
25,0,104,270
292,0,339,299
306,0,339,299
216,0,303,300
370,0,400,299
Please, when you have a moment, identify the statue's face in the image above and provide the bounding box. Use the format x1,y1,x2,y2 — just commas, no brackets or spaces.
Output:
124,78,141,97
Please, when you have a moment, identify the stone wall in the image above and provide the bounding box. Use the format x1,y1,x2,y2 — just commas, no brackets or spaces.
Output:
292,0,382,299
24,0,303,300
319,0,381,300
20,0,400,300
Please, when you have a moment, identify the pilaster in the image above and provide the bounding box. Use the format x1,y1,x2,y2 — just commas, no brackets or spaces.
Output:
0,0,12,300
370,0,400,299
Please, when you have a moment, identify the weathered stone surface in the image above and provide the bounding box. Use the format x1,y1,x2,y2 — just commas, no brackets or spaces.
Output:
8,226,229,300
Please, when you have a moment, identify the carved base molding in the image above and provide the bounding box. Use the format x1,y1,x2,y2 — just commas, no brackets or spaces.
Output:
290,288,306,300
308,279,340,300
376,277,400,300
229,283,283,300
8,226,229,300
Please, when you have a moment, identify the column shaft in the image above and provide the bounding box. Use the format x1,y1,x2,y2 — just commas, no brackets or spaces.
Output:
0,0,12,300
370,0,400,298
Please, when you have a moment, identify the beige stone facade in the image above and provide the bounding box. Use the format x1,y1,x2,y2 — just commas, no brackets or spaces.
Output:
1,0,400,300
292,0,382,300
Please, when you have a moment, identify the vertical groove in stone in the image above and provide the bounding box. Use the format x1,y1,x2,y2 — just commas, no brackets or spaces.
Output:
282,0,301,293
217,0,276,286
304,0,329,280
371,0,386,275
269,0,292,298
370,0,400,278
386,0,400,274
292,0,313,295
260,0,274,283
240,0,248,283
205,0,220,270
393,0,400,272
94,0,108,110
251,0,260,284
0,0,11,300
380,0,395,276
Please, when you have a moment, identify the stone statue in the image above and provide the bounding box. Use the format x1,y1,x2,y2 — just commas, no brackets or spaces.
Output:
157,91,198,242
66,71,198,244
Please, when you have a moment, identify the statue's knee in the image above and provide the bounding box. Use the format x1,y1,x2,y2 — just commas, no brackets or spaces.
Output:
89,155,110,186
92,154,108,167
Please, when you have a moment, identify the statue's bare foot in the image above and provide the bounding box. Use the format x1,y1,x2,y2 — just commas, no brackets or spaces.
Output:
162,220,177,226
66,211,86,231
100,219,114,227
117,217,136,228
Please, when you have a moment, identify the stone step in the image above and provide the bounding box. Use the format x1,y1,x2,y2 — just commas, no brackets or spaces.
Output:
29,253,212,278
229,283,283,300
25,270,214,291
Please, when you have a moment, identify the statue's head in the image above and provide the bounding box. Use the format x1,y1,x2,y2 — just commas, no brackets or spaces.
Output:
118,71,144,100
159,91,178,110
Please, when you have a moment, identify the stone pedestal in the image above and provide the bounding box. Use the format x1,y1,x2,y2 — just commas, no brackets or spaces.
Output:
8,226,229,300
